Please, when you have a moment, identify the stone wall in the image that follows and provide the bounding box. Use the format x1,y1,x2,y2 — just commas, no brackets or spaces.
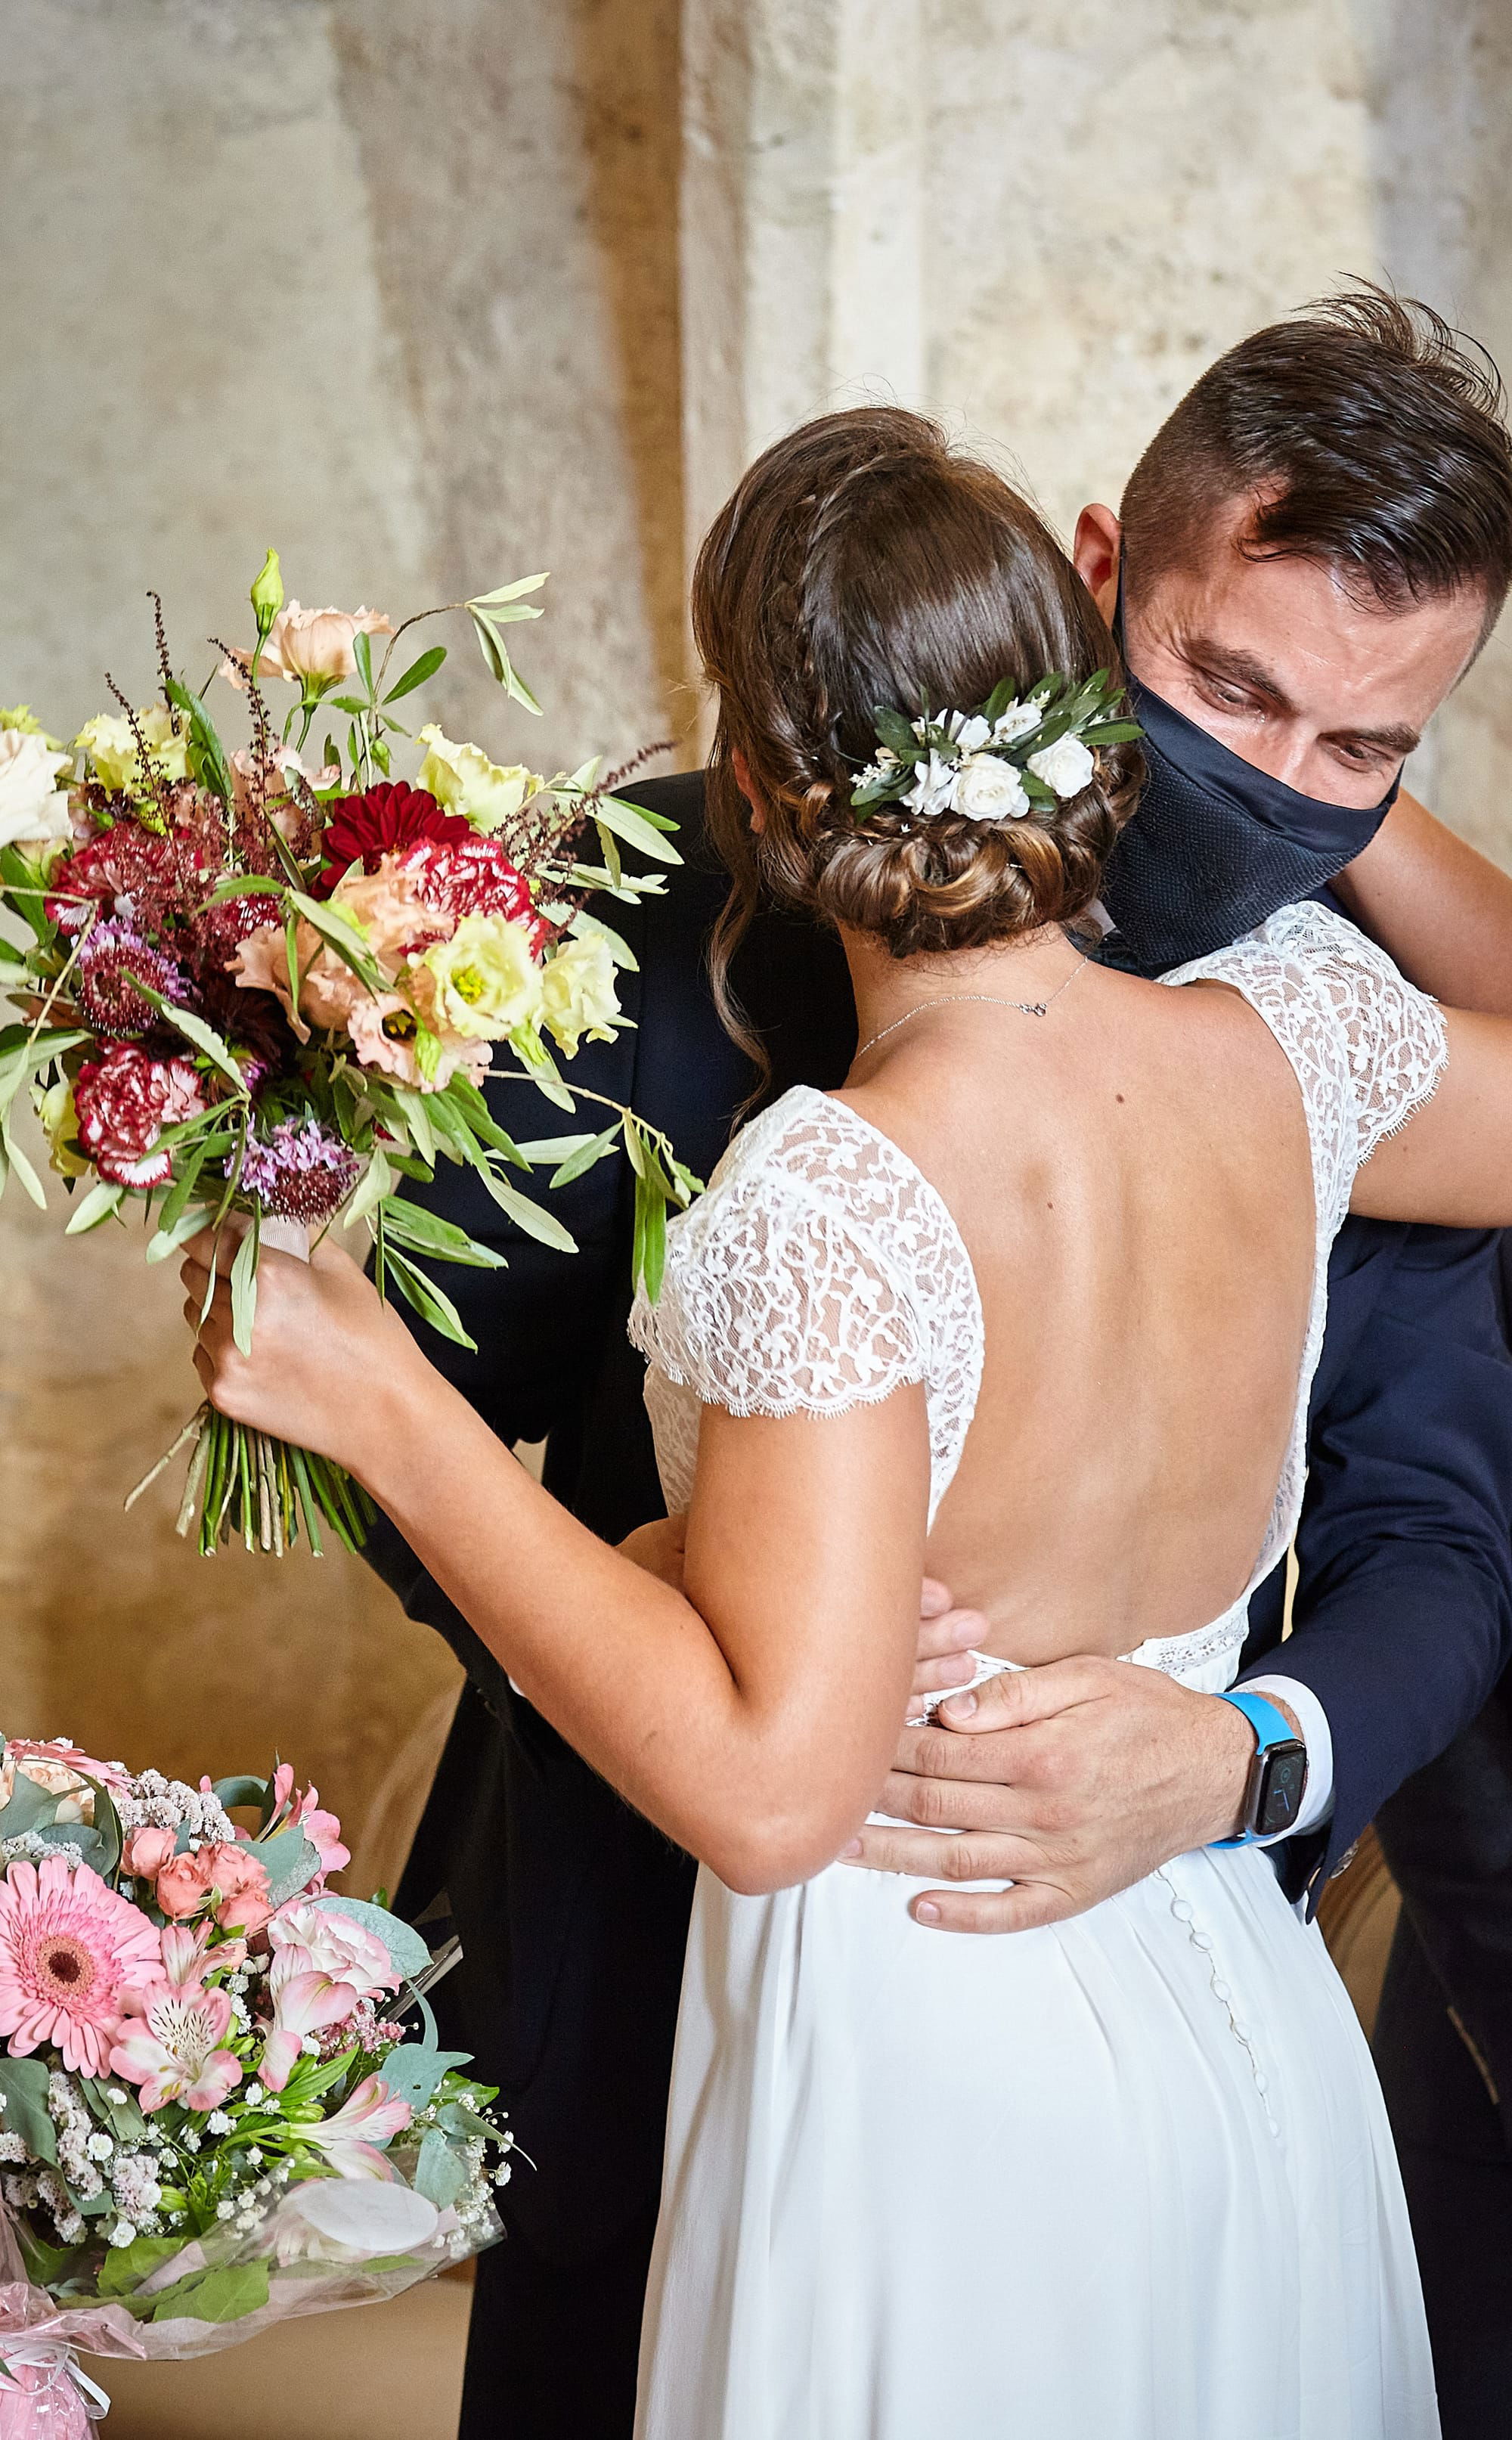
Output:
2,0,1507,1844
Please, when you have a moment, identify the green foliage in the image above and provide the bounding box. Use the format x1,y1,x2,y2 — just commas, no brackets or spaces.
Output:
0,2057,58,2163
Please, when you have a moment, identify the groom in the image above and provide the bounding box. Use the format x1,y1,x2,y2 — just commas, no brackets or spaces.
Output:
370,286,1512,2438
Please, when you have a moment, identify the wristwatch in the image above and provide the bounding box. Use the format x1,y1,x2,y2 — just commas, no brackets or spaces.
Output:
1210,1691,1308,1846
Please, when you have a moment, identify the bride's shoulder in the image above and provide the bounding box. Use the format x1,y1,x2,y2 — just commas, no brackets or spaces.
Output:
1164,899,1448,1167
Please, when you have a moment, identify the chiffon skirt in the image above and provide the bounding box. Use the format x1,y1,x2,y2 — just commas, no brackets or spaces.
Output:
636,1784,1437,2438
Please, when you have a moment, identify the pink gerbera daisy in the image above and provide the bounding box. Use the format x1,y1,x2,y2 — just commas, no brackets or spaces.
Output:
0,1856,163,2076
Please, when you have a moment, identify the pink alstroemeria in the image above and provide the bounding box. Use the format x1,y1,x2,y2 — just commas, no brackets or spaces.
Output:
298,2073,412,2180
268,1764,350,1878
258,1943,360,2093
110,1984,243,2114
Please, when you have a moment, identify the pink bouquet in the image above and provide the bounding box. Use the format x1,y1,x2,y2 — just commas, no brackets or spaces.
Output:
0,554,697,1553
0,1737,511,2434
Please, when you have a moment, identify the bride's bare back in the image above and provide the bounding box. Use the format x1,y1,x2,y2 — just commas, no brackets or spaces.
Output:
842,950,1316,1664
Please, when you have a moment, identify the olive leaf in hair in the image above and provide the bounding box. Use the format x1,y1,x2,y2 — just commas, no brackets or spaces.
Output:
851,668,1141,826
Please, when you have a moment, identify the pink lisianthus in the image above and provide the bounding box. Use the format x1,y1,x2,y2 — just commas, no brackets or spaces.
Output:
221,603,393,693
296,2072,411,2178
0,1856,162,2076
267,1900,395,1997
110,1983,243,2113
73,1045,206,1189
256,1943,361,2092
345,991,490,1093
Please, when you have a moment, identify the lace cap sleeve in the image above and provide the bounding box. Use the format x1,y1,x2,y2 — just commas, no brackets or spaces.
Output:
628,1121,928,1420
1166,902,1448,1211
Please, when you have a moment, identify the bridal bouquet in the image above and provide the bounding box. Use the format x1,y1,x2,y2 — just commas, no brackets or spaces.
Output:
0,553,698,1554
0,1734,510,2435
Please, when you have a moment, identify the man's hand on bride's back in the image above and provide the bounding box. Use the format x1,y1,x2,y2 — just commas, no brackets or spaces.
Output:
842,1660,1259,1934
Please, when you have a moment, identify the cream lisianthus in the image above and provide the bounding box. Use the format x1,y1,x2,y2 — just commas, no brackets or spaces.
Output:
416,724,541,834
541,929,623,1056
0,727,71,845
35,1079,89,1178
74,705,189,794
417,912,544,1039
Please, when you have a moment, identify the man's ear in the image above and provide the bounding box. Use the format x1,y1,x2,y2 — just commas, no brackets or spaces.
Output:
1073,504,1121,623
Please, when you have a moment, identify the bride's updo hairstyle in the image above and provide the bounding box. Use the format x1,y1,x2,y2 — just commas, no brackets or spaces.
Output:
692,407,1142,1044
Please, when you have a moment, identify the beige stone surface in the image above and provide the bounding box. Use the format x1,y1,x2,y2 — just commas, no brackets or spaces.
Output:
3,0,1512,1859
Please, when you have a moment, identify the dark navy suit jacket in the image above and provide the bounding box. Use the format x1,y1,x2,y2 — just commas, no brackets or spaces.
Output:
367,770,1512,2266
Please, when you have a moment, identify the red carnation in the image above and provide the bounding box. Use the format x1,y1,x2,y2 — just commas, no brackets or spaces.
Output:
314,783,471,896
401,836,549,950
73,1044,206,1189
47,816,220,935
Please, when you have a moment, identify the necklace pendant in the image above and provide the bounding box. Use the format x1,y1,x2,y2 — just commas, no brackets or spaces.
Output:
1021,1001,1049,1018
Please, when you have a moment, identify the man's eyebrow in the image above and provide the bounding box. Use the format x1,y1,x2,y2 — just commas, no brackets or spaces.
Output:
1181,633,1418,757
1318,717,1421,758
1178,634,1296,710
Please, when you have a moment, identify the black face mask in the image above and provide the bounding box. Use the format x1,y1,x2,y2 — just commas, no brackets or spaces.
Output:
1097,592,1401,978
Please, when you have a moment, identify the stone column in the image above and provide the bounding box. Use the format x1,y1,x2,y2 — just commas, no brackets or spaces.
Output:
680,0,927,581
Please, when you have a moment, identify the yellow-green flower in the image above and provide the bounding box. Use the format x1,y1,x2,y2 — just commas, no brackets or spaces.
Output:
35,1080,89,1179
74,705,189,793
416,724,541,835
541,930,622,1058
0,705,67,752
419,914,544,1039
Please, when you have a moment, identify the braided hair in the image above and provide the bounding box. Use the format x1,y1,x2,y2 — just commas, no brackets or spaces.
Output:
690,408,1142,1071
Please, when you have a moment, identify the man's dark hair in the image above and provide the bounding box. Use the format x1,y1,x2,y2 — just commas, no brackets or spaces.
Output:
1120,283,1512,635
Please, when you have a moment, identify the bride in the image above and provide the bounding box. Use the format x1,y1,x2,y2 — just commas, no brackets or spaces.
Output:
178,408,1499,2435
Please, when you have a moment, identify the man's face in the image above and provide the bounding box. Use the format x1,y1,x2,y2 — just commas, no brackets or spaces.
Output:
1075,498,1487,808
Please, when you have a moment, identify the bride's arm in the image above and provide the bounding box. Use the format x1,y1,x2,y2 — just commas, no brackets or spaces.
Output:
1333,790,1512,1016
181,1234,928,1896
1352,1004,1512,1223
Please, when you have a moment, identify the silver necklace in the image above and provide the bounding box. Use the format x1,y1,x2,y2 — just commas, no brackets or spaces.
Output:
855,955,1088,1060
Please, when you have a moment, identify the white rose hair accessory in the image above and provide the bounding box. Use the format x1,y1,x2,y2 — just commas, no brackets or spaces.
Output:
850,668,1141,828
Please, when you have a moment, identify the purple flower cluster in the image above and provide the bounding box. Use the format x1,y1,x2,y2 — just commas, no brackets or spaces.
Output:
240,1118,360,1228
74,919,189,1040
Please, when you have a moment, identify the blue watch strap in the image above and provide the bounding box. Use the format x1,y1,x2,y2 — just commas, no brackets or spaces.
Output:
1210,1691,1301,1848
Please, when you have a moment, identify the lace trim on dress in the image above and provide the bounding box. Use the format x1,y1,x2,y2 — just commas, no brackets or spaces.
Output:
631,1088,984,1524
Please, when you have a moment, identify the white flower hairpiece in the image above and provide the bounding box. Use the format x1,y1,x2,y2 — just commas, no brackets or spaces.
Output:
850,668,1140,827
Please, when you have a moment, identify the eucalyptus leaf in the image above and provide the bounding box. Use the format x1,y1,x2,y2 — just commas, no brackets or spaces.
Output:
415,2127,469,2209
211,1775,269,1813
0,1771,60,1839
0,2058,58,2164
374,2042,472,2114
254,1826,323,1906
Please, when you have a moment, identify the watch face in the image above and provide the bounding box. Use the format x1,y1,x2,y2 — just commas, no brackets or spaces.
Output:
1254,1741,1307,1837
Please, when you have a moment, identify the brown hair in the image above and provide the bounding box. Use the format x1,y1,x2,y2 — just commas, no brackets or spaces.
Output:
691,407,1141,1057
1120,283,1512,632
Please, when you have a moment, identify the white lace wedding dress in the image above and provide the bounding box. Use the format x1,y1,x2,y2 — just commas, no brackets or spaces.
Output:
627,904,1444,2439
